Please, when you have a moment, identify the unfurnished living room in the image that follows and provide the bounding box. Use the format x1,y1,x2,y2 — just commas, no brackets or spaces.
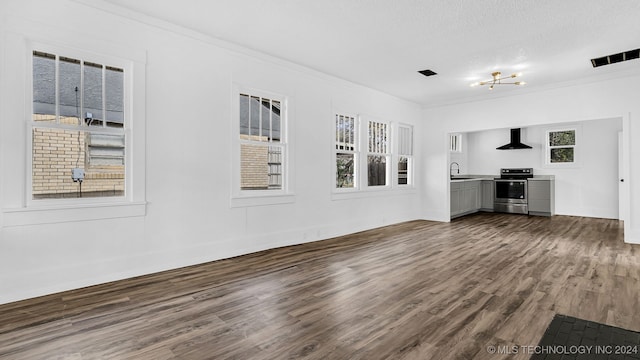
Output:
1,1,640,359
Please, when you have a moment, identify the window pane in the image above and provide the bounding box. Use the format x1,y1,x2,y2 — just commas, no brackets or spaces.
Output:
549,130,575,146
368,155,386,186
335,115,355,151
271,100,281,142
58,57,82,126
399,126,413,155
32,52,56,123
337,115,345,147
32,128,124,199
368,121,387,153
261,98,270,141
250,96,260,137
347,116,354,150
550,148,574,163
398,156,409,185
84,62,103,126
240,143,283,190
239,94,250,136
105,66,124,126
336,153,355,188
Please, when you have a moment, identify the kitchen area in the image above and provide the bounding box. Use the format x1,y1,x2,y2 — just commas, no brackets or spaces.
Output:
448,119,622,221
450,167,555,219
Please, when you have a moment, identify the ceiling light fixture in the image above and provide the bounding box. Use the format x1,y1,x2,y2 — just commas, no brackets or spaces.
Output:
470,71,526,90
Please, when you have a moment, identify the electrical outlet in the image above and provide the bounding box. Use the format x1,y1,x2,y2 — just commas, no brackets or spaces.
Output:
72,168,84,182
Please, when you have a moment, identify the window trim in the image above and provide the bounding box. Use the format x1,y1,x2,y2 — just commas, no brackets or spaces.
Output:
231,84,294,207
543,125,581,168
1,38,146,226
27,44,131,206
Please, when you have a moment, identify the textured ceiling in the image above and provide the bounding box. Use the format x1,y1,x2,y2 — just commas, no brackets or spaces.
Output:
99,0,640,106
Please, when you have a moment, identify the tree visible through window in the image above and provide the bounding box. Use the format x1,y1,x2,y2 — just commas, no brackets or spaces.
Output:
335,114,356,188
547,129,576,164
31,51,125,199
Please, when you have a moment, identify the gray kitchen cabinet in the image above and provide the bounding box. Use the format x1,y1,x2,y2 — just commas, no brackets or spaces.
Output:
528,179,555,216
450,182,463,217
480,179,494,211
451,180,481,218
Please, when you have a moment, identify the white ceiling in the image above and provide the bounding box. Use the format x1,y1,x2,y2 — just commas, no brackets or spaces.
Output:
100,0,640,107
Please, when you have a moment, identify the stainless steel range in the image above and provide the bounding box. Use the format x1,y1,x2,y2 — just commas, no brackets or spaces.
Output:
494,168,533,214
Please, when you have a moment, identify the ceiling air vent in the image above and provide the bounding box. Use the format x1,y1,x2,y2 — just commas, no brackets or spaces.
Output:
418,69,437,77
591,48,640,67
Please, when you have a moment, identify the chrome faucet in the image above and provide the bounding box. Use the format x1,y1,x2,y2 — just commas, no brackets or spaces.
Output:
450,162,460,177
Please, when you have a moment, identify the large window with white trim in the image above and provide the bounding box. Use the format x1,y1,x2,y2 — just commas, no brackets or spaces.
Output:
238,92,286,191
31,50,126,199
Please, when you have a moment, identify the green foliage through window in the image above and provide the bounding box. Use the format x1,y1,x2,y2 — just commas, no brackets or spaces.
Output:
548,129,576,164
550,148,574,163
549,130,575,147
336,153,355,188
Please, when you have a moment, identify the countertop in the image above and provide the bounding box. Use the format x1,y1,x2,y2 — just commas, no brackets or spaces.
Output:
450,175,495,182
527,175,555,181
450,174,555,182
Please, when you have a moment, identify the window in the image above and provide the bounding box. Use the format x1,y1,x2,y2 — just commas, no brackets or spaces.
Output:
332,114,414,196
367,120,389,187
335,114,357,189
450,133,462,152
31,51,125,199
546,128,577,165
238,92,286,191
397,124,413,186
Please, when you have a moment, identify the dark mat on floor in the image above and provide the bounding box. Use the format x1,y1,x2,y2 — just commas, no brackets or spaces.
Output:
531,314,640,360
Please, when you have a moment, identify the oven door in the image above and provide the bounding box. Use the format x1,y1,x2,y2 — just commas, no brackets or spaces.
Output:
494,179,527,204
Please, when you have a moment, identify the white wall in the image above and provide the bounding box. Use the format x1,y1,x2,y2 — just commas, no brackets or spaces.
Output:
463,119,622,218
0,0,423,304
421,77,639,244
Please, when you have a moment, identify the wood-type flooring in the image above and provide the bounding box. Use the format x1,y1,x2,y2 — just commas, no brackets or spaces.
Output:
0,213,638,359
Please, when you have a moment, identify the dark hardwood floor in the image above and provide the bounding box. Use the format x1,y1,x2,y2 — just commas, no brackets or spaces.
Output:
0,213,637,359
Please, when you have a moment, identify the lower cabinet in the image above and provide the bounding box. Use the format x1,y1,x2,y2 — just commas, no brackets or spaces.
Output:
451,180,481,218
528,180,555,216
480,179,494,211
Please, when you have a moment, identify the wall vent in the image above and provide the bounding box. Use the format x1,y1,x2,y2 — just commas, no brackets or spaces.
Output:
591,48,640,67
418,69,437,77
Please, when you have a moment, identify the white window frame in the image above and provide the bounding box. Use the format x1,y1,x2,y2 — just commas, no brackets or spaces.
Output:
1,38,146,227
397,123,414,187
231,85,294,207
365,118,391,190
334,113,359,192
29,49,127,202
544,126,581,168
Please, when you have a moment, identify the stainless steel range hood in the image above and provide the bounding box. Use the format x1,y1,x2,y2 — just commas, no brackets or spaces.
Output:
496,128,532,150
